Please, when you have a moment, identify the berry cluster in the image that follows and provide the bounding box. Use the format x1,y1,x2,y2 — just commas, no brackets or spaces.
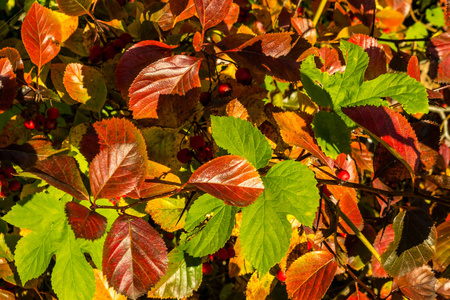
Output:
177,135,213,164
89,33,132,64
202,244,236,275
22,107,59,133
0,166,20,197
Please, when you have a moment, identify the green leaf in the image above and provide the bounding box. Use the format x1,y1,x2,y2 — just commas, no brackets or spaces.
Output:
149,247,202,299
241,160,319,275
312,111,351,159
300,56,332,107
52,229,96,300
426,7,445,27
211,116,272,169
381,209,436,277
405,22,428,48
183,194,238,257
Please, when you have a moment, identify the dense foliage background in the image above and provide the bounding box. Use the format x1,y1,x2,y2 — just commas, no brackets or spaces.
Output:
0,0,449,299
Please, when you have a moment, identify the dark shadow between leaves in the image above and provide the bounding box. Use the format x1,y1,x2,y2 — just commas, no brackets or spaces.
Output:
396,208,434,256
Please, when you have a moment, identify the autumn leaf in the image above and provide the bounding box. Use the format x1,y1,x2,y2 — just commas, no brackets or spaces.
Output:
65,202,107,240
56,0,92,16
0,58,16,114
394,265,437,300
194,0,233,31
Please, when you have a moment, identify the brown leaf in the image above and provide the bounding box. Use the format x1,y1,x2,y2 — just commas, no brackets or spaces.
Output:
226,99,250,121
187,155,264,207
286,251,337,300
0,58,16,114
394,265,437,300
428,31,450,83
27,155,89,201
103,215,168,299
129,55,202,119
65,202,107,240
89,143,145,200
194,0,233,31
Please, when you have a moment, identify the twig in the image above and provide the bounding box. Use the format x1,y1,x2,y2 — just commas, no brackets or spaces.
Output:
429,105,450,141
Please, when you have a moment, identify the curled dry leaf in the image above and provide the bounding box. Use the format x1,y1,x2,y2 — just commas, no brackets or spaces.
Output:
65,202,107,240
187,155,264,207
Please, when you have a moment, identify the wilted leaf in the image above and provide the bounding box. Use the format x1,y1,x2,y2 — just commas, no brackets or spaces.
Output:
27,155,89,201
115,41,175,98
65,202,107,240
89,143,145,200
148,247,202,299
0,58,16,114
56,0,92,16
433,220,450,272
286,251,337,300
103,215,168,299
129,55,201,119
21,2,62,71
188,155,264,207
394,265,437,300
63,63,107,112
381,209,436,277
194,0,233,31
245,271,276,300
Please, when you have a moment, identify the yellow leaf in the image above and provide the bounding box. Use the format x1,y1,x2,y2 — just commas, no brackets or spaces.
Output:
245,271,276,300
93,269,127,300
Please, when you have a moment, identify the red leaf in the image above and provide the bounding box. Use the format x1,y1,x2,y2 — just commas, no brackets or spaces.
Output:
394,265,437,300
89,143,145,200
372,225,395,278
187,155,264,207
0,58,16,114
351,141,373,173
194,0,233,31
80,124,100,163
21,2,62,71
407,55,421,81
27,155,89,201
318,46,343,75
115,40,175,98
428,31,450,83
286,251,337,300
128,55,202,119
0,47,24,82
342,106,421,174
103,214,168,299
169,0,190,17
65,202,107,240
337,190,364,234
347,291,371,300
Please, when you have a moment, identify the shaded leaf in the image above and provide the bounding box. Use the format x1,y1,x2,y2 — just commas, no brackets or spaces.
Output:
194,0,233,31
343,106,421,175
129,55,201,119
433,220,450,272
394,265,437,300
115,41,175,98
188,155,264,207
89,143,145,200
286,251,337,300
348,34,387,80
21,2,62,71
63,63,107,112
381,209,436,277
345,224,376,270
428,31,450,83
0,58,16,114
65,202,107,240
103,215,168,300
27,155,89,201
373,179,402,216
148,247,202,299
56,0,92,16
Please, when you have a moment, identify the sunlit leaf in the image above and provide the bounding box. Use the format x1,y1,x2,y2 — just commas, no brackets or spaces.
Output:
286,251,337,300
433,220,450,272
226,99,250,121
56,0,92,16
372,225,394,278
348,34,387,80
318,46,343,74
103,215,168,299
89,143,145,200
347,291,370,300
27,155,89,201
21,2,62,71
93,269,127,300
65,202,107,240
428,31,450,83
194,0,233,31
188,155,264,207
245,271,276,300
63,63,107,112
394,265,437,300
0,58,16,114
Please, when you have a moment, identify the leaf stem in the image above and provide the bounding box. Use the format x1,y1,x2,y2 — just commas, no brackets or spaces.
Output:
312,0,328,27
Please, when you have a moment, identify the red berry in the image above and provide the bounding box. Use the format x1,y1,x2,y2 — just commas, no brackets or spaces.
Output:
208,254,214,261
307,240,312,251
119,33,132,45
177,148,192,164
199,92,212,106
323,185,331,197
24,119,35,130
227,247,236,258
165,232,175,240
103,44,116,61
190,135,206,151
216,248,228,260
197,145,213,161
202,263,213,275
89,45,103,63
235,67,252,85
218,83,232,97
337,170,350,181
34,114,46,131
339,232,347,238
46,107,59,120
3,167,15,179
8,180,20,192
112,38,125,51
0,187,8,198
45,119,57,130
276,269,287,282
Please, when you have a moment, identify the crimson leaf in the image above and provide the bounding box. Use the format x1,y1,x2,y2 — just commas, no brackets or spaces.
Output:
65,202,107,240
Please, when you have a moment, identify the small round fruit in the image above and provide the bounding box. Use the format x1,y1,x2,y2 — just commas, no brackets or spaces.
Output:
119,33,132,45
103,44,116,61
45,119,57,130
113,38,125,51
190,135,206,151
3,167,16,179
8,180,21,192
276,269,287,282
218,83,232,97
34,114,46,131
202,263,213,275
199,92,212,106
235,67,252,85
216,248,228,260
227,247,236,258
177,148,192,164
24,119,35,130
89,45,103,63
46,107,59,120
337,169,350,181
197,145,213,161
165,232,175,240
